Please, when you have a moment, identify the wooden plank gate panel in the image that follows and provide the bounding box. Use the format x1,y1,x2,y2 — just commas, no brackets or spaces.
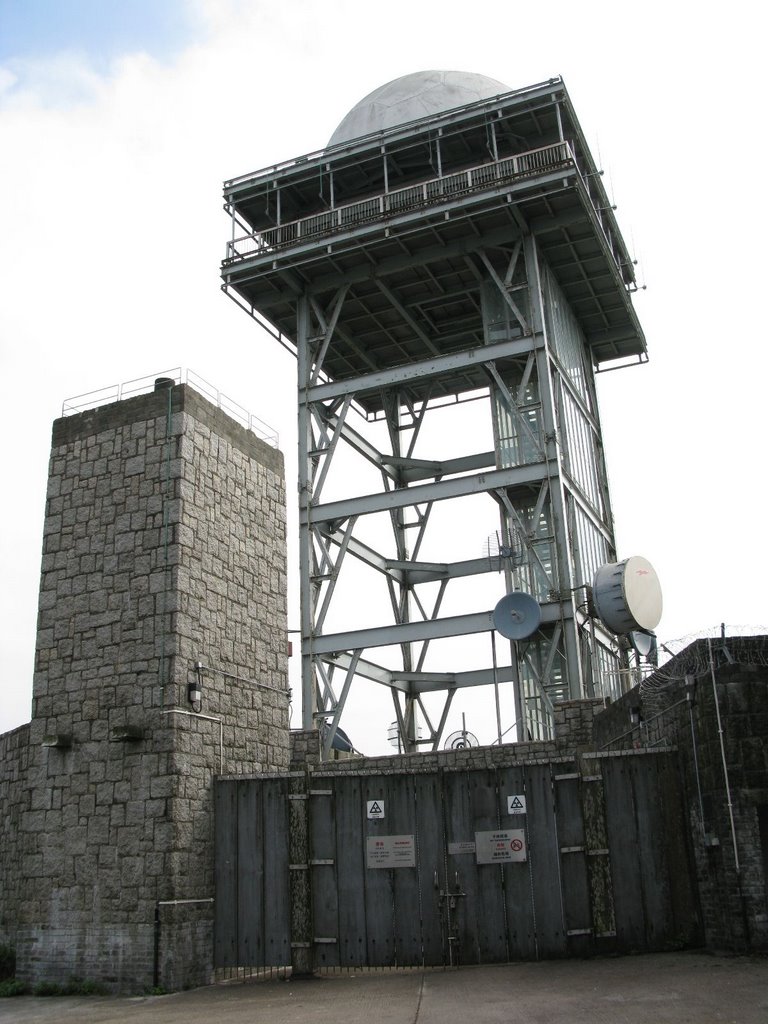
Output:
412,773,445,965
332,774,367,967
214,778,290,969
553,769,593,956
498,764,537,959
214,751,701,971
526,763,566,957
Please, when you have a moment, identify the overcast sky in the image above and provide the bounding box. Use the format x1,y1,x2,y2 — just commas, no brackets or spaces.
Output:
0,0,764,750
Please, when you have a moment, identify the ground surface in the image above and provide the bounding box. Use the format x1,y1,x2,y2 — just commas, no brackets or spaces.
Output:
1,951,766,1023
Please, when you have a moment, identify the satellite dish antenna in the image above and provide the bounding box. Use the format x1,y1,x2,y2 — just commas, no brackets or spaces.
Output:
592,556,662,635
493,591,542,640
444,729,479,750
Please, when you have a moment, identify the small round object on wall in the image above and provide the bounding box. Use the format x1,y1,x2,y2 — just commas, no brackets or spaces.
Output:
592,556,663,635
493,591,542,640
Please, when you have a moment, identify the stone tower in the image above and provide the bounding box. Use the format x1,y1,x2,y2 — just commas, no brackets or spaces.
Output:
16,381,289,991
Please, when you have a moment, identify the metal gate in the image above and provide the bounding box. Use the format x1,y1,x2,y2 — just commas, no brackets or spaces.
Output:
214,751,701,970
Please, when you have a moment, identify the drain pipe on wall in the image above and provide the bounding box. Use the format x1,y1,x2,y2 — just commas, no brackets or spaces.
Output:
707,639,740,874
162,708,224,773
684,675,707,835
707,638,752,947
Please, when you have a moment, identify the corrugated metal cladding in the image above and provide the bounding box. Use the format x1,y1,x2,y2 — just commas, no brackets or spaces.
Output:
214,754,701,969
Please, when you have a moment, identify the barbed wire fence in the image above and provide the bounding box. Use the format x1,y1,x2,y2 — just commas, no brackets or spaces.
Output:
639,624,768,723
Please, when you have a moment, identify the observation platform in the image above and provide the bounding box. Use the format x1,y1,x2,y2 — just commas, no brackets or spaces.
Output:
221,77,646,417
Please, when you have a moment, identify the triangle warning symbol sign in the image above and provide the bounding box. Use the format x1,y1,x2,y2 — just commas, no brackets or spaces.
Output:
369,801,382,814
509,796,524,810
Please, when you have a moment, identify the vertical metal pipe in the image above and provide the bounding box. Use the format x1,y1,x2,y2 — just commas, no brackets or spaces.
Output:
491,630,502,745
685,675,706,834
708,640,739,873
523,235,583,702
297,295,316,731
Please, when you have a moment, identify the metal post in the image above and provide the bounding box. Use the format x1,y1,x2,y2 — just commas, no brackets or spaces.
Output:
523,234,583,701
297,294,316,730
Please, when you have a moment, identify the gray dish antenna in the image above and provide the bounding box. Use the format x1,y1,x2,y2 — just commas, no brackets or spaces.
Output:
493,591,542,640
592,555,662,635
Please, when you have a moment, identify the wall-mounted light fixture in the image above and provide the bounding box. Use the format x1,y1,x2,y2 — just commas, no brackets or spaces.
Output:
188,661,204,711
629,705,642,728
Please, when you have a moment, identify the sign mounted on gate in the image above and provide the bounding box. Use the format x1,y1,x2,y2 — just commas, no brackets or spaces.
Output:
475,829,527,864
367,800,385,819
366,835,416,868
507,794,527,815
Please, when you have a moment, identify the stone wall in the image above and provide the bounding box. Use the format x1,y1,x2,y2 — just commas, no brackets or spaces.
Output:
3,383,290,992
0,724,31,951
592,637,768,952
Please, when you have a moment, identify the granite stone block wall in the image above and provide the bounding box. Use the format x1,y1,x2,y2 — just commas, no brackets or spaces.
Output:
0,724,32,952
2,383,290,991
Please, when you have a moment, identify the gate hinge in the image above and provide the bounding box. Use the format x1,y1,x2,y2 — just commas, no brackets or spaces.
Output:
560,845,585,854
313,937,338,944
586,848,609,857
309,789,333,796
289,863,309,871
310,859,334,866
566,928,592,937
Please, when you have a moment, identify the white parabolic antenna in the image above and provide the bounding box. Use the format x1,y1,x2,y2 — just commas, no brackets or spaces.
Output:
493,591,542,641
592,556,663,635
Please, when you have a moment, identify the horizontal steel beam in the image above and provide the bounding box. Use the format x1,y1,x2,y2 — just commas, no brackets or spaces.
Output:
407,665,517,694
307,336,535,404
383,450,496,484
319,652,408,692
319,657,518,695
311,602,563,655
316,530,492,585
305,461,549,525
315,525,403,582
390,556,494,584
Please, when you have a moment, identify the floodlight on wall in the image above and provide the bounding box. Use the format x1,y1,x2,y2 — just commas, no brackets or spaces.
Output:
188,661,204,711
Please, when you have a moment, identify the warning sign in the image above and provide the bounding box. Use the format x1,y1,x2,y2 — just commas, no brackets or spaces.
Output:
507,794,527,815
367,800,385,819
475,829,527,864
366,835,416,868
448,841,476,855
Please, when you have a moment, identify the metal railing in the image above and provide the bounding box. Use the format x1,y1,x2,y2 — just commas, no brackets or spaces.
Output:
61,368,279,447
225,141,576,264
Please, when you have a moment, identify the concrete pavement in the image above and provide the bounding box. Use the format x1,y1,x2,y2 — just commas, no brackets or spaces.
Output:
1,951,766,1023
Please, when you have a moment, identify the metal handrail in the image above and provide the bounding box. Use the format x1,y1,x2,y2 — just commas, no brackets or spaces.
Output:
61,369,279,448
225,141,575,264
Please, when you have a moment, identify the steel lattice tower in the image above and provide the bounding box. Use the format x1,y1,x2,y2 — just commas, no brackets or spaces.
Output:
221,73,647,755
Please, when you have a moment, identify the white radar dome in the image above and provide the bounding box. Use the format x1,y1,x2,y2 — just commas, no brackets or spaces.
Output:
592,556,663,635
327,70,511,148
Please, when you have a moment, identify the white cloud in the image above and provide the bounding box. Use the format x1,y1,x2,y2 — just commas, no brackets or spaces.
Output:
0,0,765,748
